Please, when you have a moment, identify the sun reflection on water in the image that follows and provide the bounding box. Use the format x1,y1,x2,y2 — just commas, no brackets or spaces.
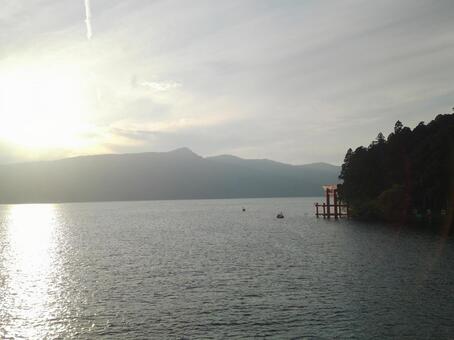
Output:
0,204,60,339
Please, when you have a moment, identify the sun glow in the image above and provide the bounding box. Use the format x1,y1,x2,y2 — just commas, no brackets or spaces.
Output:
0,63,96,151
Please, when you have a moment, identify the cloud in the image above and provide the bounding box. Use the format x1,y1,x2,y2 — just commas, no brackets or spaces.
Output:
1,0,454,164
139,81,182,92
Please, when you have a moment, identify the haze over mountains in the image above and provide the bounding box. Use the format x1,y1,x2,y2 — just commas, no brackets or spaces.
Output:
0,148,340,204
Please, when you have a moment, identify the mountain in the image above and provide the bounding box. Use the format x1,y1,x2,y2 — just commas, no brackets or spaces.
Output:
0,148,340,203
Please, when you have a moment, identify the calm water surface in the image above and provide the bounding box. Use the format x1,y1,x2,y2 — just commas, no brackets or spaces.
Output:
0,198,453,339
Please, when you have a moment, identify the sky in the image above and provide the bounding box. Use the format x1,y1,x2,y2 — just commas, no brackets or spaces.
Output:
0,0,453,165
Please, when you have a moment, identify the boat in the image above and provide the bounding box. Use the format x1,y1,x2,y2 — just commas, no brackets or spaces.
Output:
276,212,284,219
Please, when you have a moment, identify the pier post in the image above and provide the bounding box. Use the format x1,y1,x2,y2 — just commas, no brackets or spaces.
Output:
326,188,331,218
316,185,346,219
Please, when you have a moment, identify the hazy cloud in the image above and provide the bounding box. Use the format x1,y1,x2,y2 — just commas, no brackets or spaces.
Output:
140,81,182,92
1,0,454,164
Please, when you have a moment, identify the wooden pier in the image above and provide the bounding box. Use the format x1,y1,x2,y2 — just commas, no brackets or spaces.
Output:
315,185,349,219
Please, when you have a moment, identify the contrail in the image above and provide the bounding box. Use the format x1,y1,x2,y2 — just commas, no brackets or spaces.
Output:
84,0,92,40
83,0,99,106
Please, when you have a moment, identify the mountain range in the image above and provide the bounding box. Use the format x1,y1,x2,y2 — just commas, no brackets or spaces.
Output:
0,148,340,203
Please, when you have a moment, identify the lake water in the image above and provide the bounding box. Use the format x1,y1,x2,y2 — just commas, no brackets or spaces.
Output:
0,197,453,339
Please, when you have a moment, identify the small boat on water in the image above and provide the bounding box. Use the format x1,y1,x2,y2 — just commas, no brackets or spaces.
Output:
276,212,284,219
242,207,246,212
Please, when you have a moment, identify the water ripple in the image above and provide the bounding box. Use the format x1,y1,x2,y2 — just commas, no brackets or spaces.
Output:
1,198,453,338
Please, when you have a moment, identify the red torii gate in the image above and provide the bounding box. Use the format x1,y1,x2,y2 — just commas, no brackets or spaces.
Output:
315,184,349,219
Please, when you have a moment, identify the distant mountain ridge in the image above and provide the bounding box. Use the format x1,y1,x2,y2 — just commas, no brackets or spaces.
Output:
0,148,340,203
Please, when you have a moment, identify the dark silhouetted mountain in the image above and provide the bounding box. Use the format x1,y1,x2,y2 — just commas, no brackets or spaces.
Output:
0,148,340,203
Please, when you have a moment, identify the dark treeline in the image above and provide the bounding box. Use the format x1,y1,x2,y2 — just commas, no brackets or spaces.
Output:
338,110,454,226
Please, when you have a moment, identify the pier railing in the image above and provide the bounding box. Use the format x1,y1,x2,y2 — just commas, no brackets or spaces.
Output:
314,203,349,219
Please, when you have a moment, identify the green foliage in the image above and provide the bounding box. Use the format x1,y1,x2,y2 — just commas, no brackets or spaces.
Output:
349,199,383,221
339,110,454,224
376,185,410,222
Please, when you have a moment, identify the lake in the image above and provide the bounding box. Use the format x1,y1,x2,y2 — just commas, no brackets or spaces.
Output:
0,197,453,339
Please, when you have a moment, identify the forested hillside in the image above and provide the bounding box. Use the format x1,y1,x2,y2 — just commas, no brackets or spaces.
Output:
338,111,454,226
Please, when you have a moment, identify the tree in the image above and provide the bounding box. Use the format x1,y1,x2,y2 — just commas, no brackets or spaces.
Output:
376,132,386,144
339,109,454,227
394,120,403,134
339,148,352,181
